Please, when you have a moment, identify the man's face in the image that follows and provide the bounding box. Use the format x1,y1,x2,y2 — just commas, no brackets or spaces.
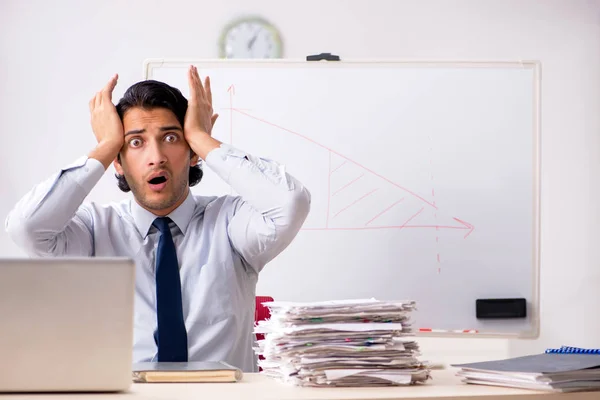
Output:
114,107,198,216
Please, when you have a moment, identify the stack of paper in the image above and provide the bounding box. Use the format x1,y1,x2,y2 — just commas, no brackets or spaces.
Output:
453,354,600,393
254,298,431,387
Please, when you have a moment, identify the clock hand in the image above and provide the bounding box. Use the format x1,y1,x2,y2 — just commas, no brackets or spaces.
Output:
247,33,259,50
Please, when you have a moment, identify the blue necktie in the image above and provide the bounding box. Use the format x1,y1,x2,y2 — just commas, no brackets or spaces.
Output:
153,217,188,362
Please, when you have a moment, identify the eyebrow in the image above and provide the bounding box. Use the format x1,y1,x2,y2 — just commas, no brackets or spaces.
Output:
124,125,183,137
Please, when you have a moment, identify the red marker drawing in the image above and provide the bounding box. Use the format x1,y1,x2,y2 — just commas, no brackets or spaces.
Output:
419,328,479,334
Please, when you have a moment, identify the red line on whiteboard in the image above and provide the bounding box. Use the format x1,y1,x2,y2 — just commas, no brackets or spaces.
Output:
407,225,467,229
302,224,471,231
399,207,424,229
453,217,475,238
365,198,404,226
419,328,479,334
331,160,347,174
220,107,252,112
327,152,331,228
334,189,379,218
428,135,442,272
227,85,235,144
233,108,437,209
332,174,365,197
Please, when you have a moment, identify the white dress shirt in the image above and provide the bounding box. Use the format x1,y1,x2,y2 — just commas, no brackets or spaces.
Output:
5,143,311,372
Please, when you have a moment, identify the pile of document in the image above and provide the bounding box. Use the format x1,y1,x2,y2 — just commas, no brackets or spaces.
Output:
453,354,600,393
254,298,431,387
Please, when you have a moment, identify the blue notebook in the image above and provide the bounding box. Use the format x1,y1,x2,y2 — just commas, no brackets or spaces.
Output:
545,346,600,354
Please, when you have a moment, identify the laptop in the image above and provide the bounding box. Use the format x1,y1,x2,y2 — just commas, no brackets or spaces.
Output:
0,257,135,392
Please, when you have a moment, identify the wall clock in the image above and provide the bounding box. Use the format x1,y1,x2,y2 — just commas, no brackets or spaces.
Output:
219,16,283,59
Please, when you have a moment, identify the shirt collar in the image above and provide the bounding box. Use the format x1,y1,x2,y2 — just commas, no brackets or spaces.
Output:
130,189,196,238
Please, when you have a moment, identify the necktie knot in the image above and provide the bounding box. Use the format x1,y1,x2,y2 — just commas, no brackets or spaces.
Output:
153,217,171,234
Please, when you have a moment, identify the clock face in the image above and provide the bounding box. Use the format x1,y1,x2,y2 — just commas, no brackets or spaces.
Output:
220,18,282,59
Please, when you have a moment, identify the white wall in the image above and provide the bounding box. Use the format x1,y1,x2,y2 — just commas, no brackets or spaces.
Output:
1,0,599,362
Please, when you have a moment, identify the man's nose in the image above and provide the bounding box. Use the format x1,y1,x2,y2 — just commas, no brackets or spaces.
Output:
147,141,167,166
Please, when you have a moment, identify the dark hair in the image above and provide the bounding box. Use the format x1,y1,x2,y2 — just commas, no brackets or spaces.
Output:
113,80,202,192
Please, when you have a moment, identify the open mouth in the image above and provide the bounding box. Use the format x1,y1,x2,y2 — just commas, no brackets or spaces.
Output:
148,176,167,185
147,172,169,191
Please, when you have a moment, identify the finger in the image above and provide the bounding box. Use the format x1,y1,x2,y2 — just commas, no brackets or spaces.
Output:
193,65,206,98
94,92,102,108
211,113,219,127
187,66,196,101
102,73,119,101
189,66,204,102
205,76,212,104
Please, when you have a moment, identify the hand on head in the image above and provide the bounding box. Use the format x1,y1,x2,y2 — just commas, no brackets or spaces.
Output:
89,74,123,149
184,65,219,142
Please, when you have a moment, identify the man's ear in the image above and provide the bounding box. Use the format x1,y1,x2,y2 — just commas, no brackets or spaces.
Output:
190,152,199,166
113,157,124,175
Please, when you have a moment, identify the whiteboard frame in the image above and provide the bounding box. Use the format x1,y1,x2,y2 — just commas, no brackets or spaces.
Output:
142,58,541,340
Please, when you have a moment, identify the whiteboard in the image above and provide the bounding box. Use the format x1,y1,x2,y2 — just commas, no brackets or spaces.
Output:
144,59,541,338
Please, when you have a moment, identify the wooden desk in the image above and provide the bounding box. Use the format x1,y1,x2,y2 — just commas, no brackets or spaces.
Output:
1,369,598,400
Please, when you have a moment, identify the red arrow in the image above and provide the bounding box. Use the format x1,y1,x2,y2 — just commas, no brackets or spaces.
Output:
452,217,475,238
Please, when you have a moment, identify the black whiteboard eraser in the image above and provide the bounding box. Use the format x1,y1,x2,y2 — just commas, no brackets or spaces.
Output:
476,298,526,319
306,53,341,61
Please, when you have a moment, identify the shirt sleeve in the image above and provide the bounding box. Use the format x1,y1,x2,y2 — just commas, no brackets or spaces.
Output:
5,156,105,257
205,143,311,273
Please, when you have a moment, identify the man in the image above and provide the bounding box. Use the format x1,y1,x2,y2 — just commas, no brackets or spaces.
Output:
5,66,311,372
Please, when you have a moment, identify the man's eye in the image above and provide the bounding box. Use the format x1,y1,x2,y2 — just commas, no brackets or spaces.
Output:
129,138,142,148
165,134,178,143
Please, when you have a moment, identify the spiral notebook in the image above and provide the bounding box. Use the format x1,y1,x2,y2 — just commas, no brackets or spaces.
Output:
545,346,600,354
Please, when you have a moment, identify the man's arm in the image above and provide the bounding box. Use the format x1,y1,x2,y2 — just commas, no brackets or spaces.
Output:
207,144,311,271
5,157,104,256
5,75,123,256
183,66,311,271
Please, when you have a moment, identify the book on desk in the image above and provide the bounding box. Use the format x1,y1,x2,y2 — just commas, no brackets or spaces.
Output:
452,348,600,393
132,361,243,383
